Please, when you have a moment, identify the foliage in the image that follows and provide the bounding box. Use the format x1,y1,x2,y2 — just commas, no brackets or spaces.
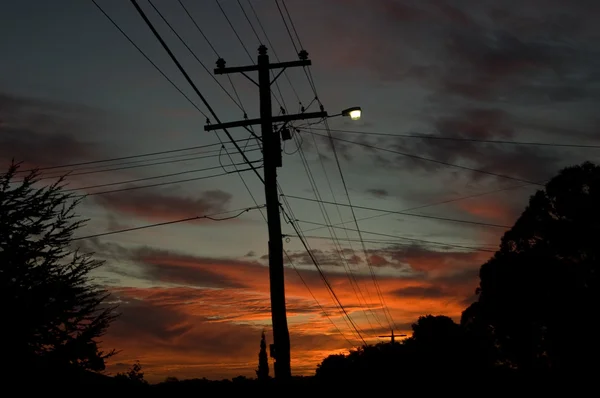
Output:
256,330,270,380
463,162,600,373
316,315,473,381
0,163,118,375
115,361,147,385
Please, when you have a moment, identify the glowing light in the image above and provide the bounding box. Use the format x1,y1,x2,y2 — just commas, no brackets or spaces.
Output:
349,109,361,120
341,106,362,121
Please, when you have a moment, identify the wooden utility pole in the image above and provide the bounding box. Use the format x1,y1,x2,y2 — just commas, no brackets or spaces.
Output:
378,330,407,343
205,45,327,380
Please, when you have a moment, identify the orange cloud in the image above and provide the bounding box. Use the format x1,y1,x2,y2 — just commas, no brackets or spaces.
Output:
99,242,487,381
453,198,517,224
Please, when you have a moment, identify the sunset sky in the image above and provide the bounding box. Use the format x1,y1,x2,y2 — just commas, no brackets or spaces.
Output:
1,0,599,382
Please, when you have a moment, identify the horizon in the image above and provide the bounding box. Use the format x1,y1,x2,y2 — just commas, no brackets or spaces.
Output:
1,0,599,383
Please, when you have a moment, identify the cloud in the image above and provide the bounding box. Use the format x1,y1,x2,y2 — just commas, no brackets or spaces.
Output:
133,247,262,289
88,239,490,380
297,0,600,183
391,285,450,299
365,188,389,198
0,92,105,169
104,286,351,381
94,189,232,222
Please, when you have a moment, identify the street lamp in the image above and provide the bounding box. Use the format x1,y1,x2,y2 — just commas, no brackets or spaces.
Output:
341,106,362,121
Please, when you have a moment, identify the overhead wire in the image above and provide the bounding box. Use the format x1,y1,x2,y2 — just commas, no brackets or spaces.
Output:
272,0,384,336
215,0,285,109
283,194,511,229
129,0,263,184
289,220,497,253
274,0,298,53
236,0,287,112
294,234,498,249
90,0,209,119
73,166,259,198
289,129,382,331
279,194,368,345
34,146,262,182
307,127,600,149
280,0,304,50
112,0,363,347
64,160,261,193
17,140,231,173
300,129,545,186
294,128,383,328
147,0,249,113
72,205,265,241
322,119,397,331
175,0,257,140
246,0,301,104
301,182,538,236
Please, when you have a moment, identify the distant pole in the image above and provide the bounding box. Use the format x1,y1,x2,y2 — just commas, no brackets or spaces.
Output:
205,46,327,380
378,330,407,343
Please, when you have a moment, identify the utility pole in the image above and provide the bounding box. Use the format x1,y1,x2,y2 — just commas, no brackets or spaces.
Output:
205,45,327,380
378,330,407,343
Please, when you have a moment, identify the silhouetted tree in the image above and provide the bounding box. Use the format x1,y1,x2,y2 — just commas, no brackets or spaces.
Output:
256,330,269,380
316,315,471,382
0,163,118,376
115,361,147,385
463,162,600,375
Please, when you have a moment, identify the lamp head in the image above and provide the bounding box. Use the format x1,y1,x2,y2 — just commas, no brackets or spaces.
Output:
341,106,362,121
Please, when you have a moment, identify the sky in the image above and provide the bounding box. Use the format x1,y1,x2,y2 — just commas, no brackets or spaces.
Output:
1,0,600,383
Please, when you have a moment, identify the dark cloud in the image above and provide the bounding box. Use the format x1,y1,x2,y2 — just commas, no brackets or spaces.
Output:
134,247,252,289
94,188,232,222
110,295,193,341
79,239,266,289
0,92,105,168
365,188,389,198
301,0,600,184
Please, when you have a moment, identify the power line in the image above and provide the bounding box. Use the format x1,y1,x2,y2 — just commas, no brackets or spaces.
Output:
275,0,298,53
237,0,261,43
280,0,304,49
19,138,230,174
91,0,209,119
74,167,259,198
73,205,265,241
177,0,219,56
283,194,511,229
308,127,600,149
174,0,256,136
130,0,263,184
64,160,260,193
289,127,382,331
147,0,247,113
127,0,362,348
322,119,396,330
246,0,301,103
279,186,368,343
35,147,261,181
285,251,357,346
216,0,254,61
295,234,498,249
280,208,368,345
289,220,497,253
300,129,544,186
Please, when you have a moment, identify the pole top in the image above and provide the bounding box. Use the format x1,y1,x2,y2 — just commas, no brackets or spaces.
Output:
258,44,268,55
